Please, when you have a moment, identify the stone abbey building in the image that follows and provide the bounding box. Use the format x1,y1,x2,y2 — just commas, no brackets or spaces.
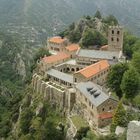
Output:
32,26,124,128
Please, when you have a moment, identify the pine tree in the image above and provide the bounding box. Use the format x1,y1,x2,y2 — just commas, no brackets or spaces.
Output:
94,10,102,19
111,100,127,132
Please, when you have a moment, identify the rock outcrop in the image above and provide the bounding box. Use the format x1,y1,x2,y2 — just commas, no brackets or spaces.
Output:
127,121,140,140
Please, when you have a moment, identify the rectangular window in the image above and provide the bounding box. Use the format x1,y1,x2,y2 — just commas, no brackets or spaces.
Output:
112,30,114,34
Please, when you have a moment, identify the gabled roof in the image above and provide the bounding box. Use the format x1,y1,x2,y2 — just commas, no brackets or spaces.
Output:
75,60,110,78
66,44,80,52
48,36,66,44
99,112,113,119
76,82,110,107
42,52,70,64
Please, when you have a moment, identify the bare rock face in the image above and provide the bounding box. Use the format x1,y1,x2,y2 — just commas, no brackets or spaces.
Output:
115,126,125,136
14,53,26,80
127,121,140,140
36,102,44,116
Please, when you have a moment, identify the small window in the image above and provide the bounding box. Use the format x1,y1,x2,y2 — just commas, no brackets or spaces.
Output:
89,101,91,107
111,37,114,41
117,38,119,42
75,78,77,82
102,108,105,111
109,107,112,110
117,31,120,35
112,30,114,34
113,56,116,59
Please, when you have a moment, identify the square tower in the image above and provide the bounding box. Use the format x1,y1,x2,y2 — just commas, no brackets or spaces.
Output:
108,26,123,52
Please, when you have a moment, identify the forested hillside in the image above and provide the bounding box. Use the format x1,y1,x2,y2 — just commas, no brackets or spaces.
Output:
0,0,140,36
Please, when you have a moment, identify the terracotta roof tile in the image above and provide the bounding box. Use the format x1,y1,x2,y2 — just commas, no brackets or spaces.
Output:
76,60,110,78
100,45,109,50
99,112,113,119
66,44,80,51
48,36,66,44
42,52,70,63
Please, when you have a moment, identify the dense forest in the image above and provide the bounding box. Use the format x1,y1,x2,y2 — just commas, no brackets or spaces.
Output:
0,0,140,36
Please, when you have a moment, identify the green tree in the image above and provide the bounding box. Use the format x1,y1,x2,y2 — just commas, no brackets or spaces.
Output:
132,49,140,74
31,47,51,72
98,134,118,140
34,47,50,62
82,28,107,47
94,10,102,19
107,63,128,99
111,100,127,132
44,120,64,140
82,28,94,47
82,130,97,140
74,127,90,140
121,68,140,102
103,15,118,26
20,108,33,134
69,29,81,43
123,32,138,58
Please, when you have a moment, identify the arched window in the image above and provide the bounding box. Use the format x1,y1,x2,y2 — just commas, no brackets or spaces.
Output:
117,31,120,35
76,68,80,71
67,67,70,72
71,68,75,72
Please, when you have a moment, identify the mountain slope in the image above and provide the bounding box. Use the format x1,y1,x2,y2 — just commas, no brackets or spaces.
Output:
0,0,140,36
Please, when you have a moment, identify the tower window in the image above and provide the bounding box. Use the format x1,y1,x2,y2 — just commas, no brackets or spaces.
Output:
117,31,120,35
111,37,114,41
113,56,116,59
117,38,119,42
112,30,114,34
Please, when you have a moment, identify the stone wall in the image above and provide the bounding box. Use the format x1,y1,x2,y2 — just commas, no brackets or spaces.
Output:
97,98,118,113
32,74,68,110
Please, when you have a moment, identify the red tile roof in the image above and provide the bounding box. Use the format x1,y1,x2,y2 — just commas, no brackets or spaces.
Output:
99,112,113,119
66,44,80,51
75,60,110,78
48,36,66,44
42,52,70,64
100,45,109,50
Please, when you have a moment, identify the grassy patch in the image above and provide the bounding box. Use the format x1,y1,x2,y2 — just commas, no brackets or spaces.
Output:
71,115,88,130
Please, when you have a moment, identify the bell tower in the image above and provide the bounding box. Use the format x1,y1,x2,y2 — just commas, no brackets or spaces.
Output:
108,26,123,52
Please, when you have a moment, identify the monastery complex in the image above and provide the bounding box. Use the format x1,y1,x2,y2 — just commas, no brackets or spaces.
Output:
32,26,125,128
